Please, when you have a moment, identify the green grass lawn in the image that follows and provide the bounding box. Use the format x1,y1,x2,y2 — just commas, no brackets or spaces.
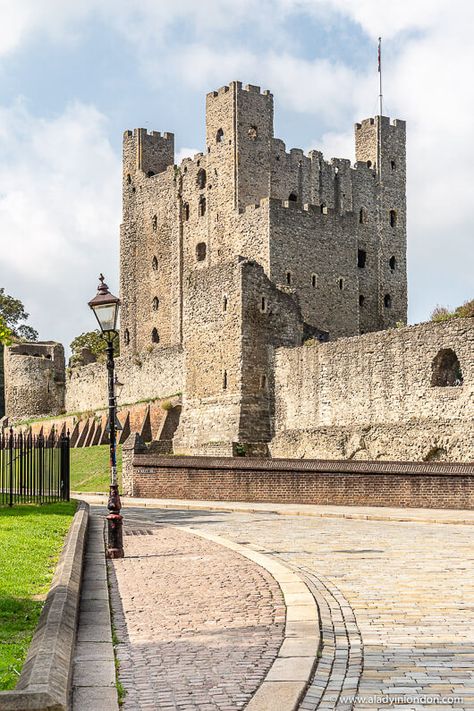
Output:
70,444,122,493
0,501,77,690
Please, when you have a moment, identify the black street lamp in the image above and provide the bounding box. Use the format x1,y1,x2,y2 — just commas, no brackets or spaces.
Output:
88,274,124,558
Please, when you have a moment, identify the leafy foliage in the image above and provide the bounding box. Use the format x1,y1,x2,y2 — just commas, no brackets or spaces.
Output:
0,289,38,342
69,330,119,367
430,299,474,322
0,316,12,346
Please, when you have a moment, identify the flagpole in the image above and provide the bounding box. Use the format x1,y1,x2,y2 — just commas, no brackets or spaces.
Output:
378,36,383,116
377,36,383,179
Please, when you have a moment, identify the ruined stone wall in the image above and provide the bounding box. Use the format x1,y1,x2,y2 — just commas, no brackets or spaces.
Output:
65,346,183,413
272,318,474,461
4,342,65,419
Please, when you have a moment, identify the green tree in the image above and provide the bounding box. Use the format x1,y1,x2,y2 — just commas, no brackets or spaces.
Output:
0,288,38,341
0,315,12,346
69,330,119,367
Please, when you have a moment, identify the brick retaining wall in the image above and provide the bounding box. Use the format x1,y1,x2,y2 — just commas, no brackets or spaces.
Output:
130,455,474,510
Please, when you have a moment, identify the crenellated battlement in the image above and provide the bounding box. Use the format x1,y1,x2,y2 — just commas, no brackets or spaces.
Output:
207,81,272,100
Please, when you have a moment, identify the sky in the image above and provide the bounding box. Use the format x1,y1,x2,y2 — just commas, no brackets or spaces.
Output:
0,0,473,348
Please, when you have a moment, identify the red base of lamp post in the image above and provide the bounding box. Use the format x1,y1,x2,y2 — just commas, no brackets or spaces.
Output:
106,513,124,558
106,483,124,558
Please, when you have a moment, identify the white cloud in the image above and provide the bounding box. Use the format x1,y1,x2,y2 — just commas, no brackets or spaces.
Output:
0,100,121,347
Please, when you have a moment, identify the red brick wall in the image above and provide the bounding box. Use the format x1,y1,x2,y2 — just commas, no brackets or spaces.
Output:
130,456,474,510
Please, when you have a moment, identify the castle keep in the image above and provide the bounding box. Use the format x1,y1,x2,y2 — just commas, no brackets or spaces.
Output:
120,81,407,453
3,81,473,463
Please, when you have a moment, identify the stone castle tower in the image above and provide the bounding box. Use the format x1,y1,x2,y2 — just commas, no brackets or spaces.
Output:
120,81,407,453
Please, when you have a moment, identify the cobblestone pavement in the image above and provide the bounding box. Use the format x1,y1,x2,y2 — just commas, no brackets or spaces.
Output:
123,506,474,710
108,518,285,711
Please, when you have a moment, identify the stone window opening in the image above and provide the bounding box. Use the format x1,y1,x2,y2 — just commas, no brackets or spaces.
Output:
338,277,344,291
152,256,158,271
431,348,463,387
124,329,130,345
147,170,155,178
223,370,228,390
152,296,159,311
321,202,328,215
367,160,372,168
260,374,267,389
151,328,160,344
261,296,267,313
199,195,206,217
286,271,292,285
359,207,367,224
391,160,396,170
357,249,367,268
196,242,207,262
384,294,392,308
126,174,131,184
359,294,365,307
183,202,189,221
389,209,397,227
216,128,224,143
152,214,157,231
311,274,317,288
223,295,228,312
288,193,297,202
389,256,396,271
197,169,206,189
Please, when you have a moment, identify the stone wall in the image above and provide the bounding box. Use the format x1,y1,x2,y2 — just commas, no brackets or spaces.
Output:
173,258,304,454
272,318,474,461
4,342,65,419
128,453,474,510
65,345,183,413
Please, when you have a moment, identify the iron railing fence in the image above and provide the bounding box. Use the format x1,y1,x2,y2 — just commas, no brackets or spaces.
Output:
0,428,70,506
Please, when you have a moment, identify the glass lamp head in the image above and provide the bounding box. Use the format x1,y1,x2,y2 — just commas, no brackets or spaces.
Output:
88,274,120,335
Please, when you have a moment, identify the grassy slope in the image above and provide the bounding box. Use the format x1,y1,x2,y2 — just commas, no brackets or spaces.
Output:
70,444,122,493
0,501,77,690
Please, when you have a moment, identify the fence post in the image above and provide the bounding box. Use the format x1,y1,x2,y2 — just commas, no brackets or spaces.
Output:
60,431,70,502
9,427,14,508
18,430,24,499
38,433,44,503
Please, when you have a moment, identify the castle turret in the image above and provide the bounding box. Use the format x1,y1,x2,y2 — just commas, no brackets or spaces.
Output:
206,82,274,212
355,116,407,329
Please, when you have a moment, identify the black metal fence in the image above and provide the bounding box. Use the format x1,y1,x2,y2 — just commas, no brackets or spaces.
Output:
0,428,70,506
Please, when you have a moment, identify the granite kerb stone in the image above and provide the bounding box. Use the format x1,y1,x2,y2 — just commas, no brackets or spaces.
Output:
0,501,89,711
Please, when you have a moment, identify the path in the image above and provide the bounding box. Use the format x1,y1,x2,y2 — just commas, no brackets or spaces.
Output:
108,519,286,710
120,502,474,710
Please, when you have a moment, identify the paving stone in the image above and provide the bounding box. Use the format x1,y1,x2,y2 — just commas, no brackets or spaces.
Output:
72,686,119,711
245,681,304,710
108,521,285,710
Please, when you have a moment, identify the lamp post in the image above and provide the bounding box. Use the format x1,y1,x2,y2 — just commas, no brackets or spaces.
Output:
88,274,124,558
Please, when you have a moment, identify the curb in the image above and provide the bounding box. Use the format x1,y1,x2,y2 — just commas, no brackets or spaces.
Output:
181,526,320,711
0,501,89,711
74,493,474,526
